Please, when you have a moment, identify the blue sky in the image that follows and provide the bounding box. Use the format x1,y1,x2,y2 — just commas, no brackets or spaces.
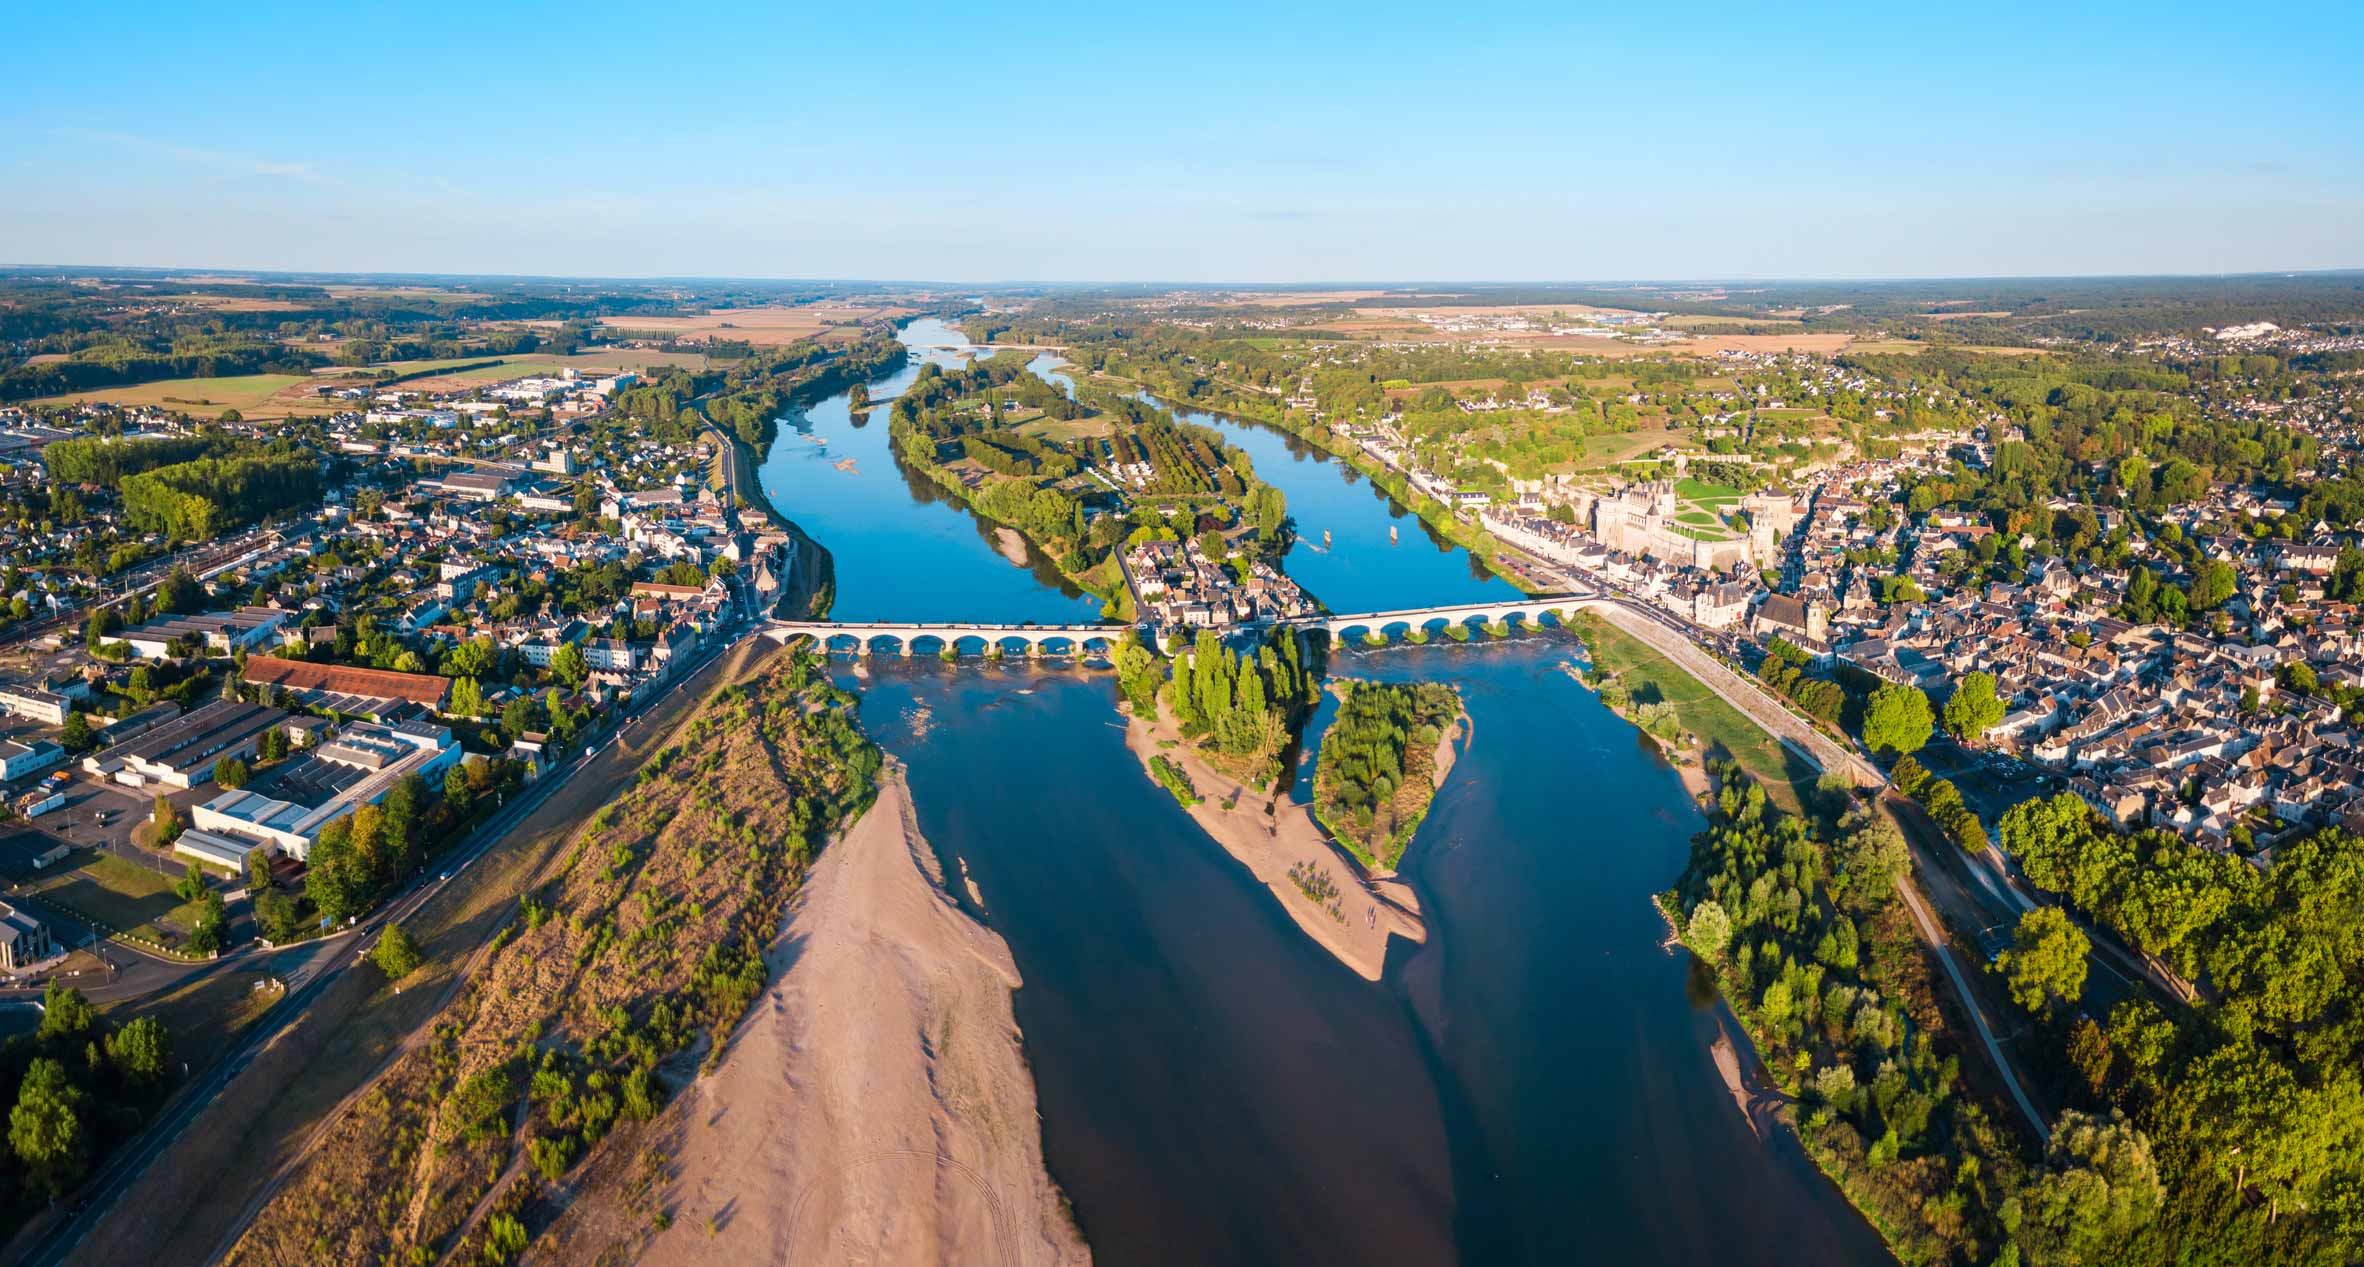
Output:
4,1,2358,281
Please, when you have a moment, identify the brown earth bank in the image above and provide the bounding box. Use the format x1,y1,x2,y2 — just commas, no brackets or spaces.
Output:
37,637,781,1267
1123,710,1423,981
532,758,1087,1267
215,651,880,1267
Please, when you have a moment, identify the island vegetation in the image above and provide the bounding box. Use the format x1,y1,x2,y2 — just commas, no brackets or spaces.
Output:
1311,680,1462,871
884,350,1294,620
1130,628,1319,791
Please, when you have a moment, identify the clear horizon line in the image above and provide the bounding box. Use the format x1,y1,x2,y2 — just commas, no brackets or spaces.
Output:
3,262,2361,289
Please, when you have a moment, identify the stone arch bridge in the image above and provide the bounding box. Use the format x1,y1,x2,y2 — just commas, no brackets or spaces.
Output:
1281,592,1600,641
763,593,1601,657
763,620,1126,658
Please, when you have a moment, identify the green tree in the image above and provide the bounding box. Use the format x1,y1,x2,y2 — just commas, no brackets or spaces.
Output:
105,1015,172,1086
483,1213,529,1265
444,763,475,811
1997,906,2090,1016
1833,815,1909,903
450,675,487,718
174,859,208,903
1683,899,1731,961
1112,636,1161,719
1943,671,2006,742
2008,1109,2164,1267
1890,753,1930,797
150,793,180,842
370,922,424,980
36,980,96,1044
306,818,362,926
213,756,250,789
245,843,274,892
550,641,589,690
59,711,95,752
259,725,288,762
501,696,536,739
187,890,226,955
8,1058,88,1197
1862,683,1934,756
253,886,302,942
2189,559,2236,611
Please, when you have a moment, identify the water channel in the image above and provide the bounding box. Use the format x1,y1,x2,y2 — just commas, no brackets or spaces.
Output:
759,320,1892,1266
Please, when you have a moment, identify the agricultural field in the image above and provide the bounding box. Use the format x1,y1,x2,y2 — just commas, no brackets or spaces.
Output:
1663,314,1805,330
32,373,326,418
36,347,720,420
152,293,314,313
583,300,914,347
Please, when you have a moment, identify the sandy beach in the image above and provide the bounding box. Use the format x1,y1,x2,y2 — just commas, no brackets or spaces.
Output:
994,526,1031,567
619,759,1087,1266
1125,712,1425,981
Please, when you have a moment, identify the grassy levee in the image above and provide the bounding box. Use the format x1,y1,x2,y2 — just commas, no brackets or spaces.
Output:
58,637,782,1267
1573,611,1816,813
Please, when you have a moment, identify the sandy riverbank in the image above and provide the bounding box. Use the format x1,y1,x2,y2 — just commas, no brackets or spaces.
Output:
994,526,1031,567
1124,712,1425,981
627,759,1087,1266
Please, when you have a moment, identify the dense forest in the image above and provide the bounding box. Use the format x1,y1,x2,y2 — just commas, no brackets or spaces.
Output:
120,453,324,539
1670,761,2362,1266
1997,793,2364,1263
42,433,219,486
1673,773,2104,1266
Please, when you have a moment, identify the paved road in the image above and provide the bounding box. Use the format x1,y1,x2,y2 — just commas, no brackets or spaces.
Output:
1892,869,2049,1140
13,616,764,1267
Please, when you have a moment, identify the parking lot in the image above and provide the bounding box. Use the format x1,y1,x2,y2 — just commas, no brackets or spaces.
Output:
1913,738,2058,826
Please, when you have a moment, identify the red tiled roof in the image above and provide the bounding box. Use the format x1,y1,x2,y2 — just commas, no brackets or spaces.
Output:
242,657,451,708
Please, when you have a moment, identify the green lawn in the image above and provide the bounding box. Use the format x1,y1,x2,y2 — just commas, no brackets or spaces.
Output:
1578,427,1686,469
31,851,205,941
1015,414,1115,442
1580,618,1814,812
1675,475,1744,504
315,355,501,377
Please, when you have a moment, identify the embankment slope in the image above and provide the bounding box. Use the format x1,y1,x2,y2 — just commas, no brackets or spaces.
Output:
546,758,1088,1265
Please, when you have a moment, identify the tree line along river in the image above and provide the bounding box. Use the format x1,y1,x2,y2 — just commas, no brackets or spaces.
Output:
755,319,1894,1266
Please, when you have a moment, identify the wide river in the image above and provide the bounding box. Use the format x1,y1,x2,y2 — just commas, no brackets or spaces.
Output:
758,320,1892,1266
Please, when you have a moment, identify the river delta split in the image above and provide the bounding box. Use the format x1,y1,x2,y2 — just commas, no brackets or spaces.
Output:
755,320,1895,1265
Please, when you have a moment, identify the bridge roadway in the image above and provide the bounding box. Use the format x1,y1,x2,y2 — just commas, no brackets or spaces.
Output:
762,591,1605,656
